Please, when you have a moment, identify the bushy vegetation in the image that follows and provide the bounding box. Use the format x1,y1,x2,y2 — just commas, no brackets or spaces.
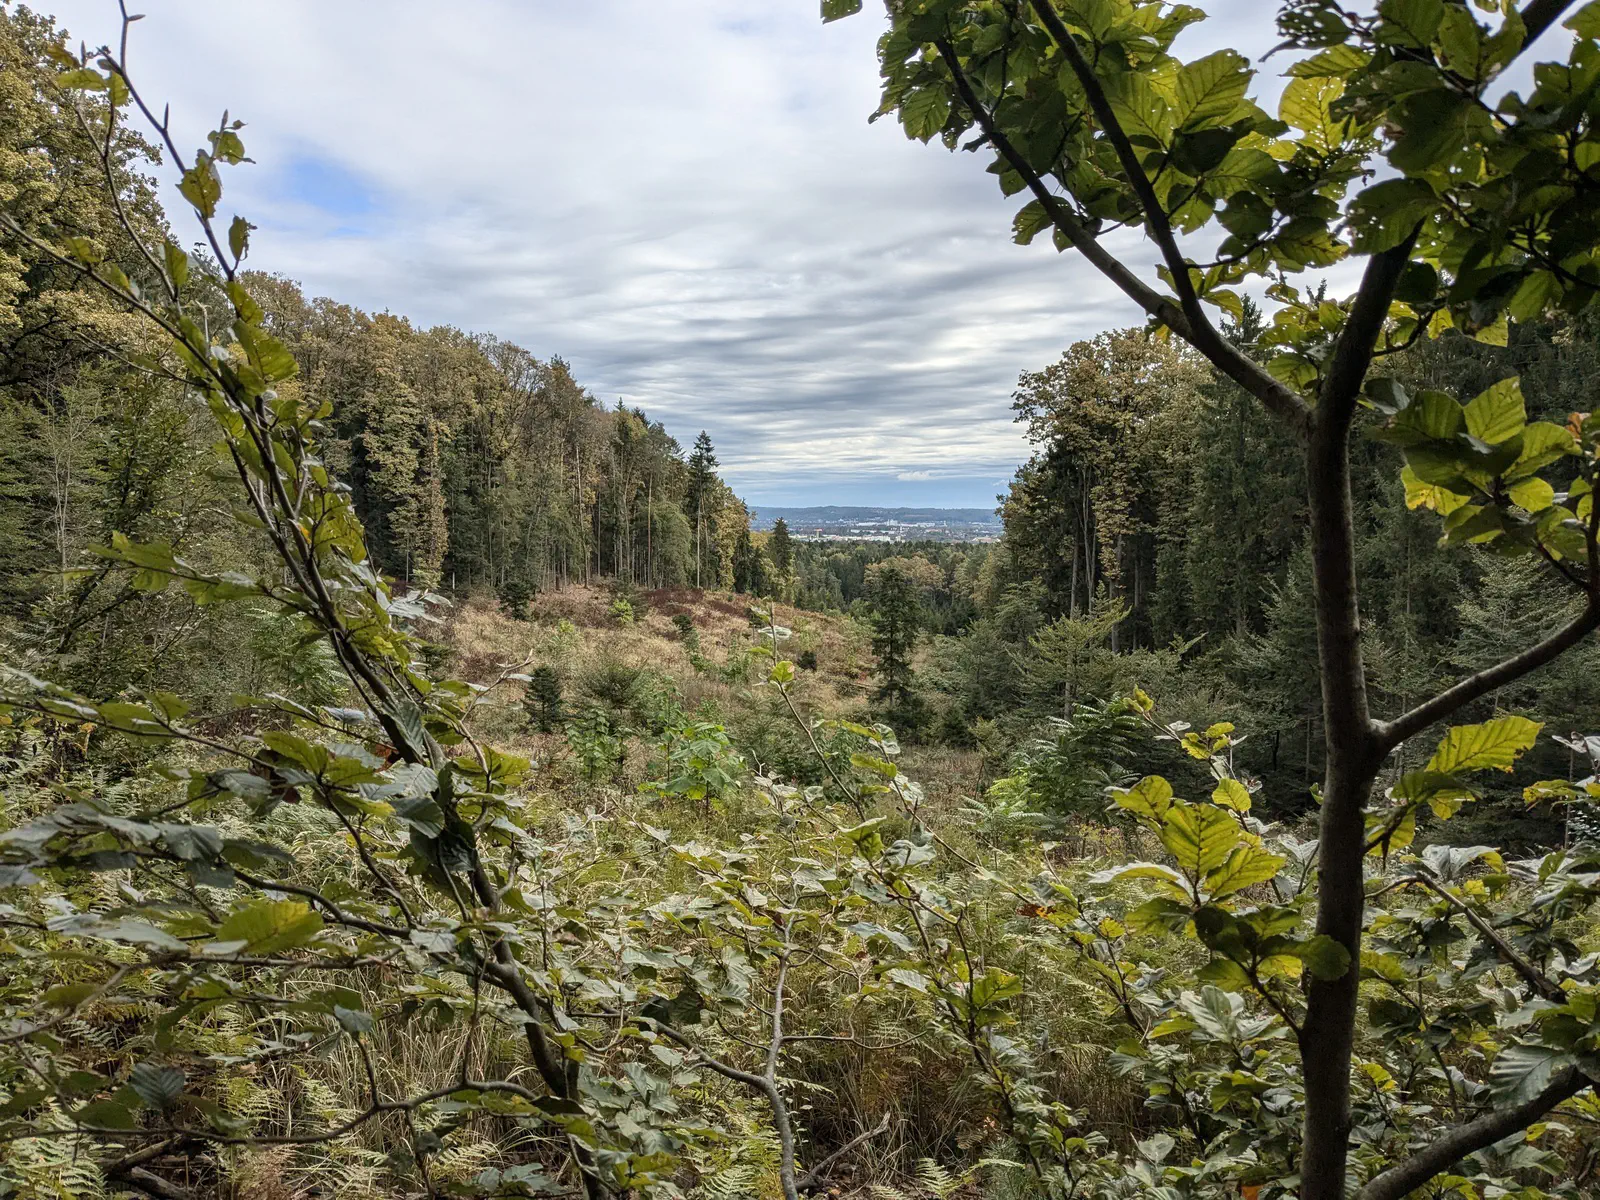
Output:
9,3,1600,1200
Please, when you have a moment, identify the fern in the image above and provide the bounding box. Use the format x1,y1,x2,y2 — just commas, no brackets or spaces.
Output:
1,1102,108,1199
869,1158,977,1200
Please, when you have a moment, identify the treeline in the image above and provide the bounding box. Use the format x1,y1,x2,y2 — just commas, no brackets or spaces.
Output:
0,5,746,697
245,277,748,595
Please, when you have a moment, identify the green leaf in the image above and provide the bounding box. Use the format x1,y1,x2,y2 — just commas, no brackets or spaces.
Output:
849,752,897,779
1160,802,1238,879
129,1063,185,1110
1348,179,1437,253
1491,1043,1573,1104
214,899,324,955
1390,88,1475,173
1105,72,1174,145
1427,716,1542,774
1569,0,1600,40
1377,390,1465,446
334,1005,374,1035
1296,935,1352,980
1012,198,1054,246
970,967,1023,1010
162,241,190,291
1378,0,1445,47
821,0,862,21
1113,775,1174,822
73,1098,136,1129
56,67,108,91
1211,778,1251,812
1401,465,1470,516
228,216,254,263
179,153,222,219
1507,422,1578,480
1507,476,1555,513
901,87,951,142
1463,377,1526,445
1204,845,1285,898
1173,51,1250,131
1279,75,1349,153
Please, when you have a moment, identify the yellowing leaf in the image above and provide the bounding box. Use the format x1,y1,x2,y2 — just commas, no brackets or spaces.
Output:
1401,465,1469,516
1160,802,1239,879
1463,377,1525,445
1426,716,1542,774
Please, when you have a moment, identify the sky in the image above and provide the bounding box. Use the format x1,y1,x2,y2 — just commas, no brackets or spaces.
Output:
30,2,1375,506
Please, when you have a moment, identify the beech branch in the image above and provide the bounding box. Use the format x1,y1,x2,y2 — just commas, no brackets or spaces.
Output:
1318,233,1420,431
1375,598,1600,751
1353,1066,1592,1200
1407,870,1564,1002
1021,0,1311,433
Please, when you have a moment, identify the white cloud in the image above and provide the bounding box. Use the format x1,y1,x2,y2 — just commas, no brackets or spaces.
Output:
43,0,1288,505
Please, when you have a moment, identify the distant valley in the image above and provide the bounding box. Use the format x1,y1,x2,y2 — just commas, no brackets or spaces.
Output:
748,505,1002,542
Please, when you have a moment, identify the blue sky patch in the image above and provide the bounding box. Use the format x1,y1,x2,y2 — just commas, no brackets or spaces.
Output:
281,153,382,219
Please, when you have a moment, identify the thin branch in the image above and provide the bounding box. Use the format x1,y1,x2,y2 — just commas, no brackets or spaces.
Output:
1018,0,1311,433
1375,599,1600,751
1319,232,1420,431
797,1112,894,1193
1408,870,1563,1002
1352,1066,1591,1200
1520,0,1580,46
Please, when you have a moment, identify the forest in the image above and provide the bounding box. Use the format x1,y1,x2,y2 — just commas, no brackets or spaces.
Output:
7,2,1600,1199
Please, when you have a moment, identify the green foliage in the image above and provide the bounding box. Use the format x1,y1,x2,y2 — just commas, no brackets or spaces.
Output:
646,722,745,811
523,665,564,733
990,696,1144,821
499,573,535,620
13,6,1600,1200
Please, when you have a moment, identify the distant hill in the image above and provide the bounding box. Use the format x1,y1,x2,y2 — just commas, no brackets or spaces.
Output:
750,505,998,527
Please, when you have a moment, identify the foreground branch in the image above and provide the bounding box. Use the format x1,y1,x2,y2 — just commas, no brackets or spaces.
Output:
1353,1066,1592,1200
1376,599,1600,751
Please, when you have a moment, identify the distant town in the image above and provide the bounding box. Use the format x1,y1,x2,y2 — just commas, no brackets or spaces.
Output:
748,505,1003,543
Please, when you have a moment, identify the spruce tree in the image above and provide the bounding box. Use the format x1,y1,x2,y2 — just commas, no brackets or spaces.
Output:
523,666,565,733
869,563,925,733
685,432,718,588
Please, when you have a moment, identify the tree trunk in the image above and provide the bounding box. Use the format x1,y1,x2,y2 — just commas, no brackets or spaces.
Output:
1298,409,1383,1200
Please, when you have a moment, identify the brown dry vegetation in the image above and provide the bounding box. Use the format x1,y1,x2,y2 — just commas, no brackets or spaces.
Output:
432,586,984,826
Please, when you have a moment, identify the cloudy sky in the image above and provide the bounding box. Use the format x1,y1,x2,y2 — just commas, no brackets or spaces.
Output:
39,2,1306,505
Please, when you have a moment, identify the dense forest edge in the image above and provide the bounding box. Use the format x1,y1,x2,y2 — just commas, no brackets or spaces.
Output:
9,2,1600,1200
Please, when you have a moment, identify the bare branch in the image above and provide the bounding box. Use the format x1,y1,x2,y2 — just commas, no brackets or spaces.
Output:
798,1112,893,1193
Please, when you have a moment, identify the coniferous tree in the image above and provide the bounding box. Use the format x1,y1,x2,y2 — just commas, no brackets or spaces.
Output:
869,563,926,733
686,432,718,588
523,665,565,733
